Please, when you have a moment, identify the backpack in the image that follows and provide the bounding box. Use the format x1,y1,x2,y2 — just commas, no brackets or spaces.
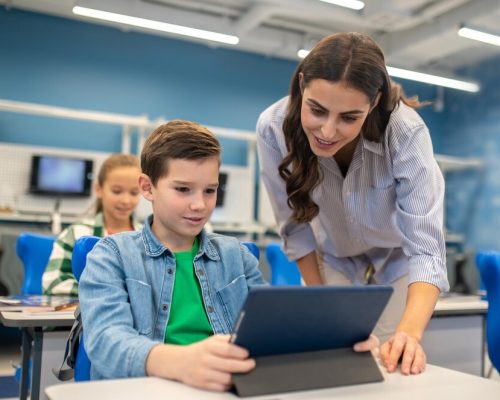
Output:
53,306,83,381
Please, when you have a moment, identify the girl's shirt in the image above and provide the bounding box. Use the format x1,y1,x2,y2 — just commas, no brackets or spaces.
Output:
42,212,142,296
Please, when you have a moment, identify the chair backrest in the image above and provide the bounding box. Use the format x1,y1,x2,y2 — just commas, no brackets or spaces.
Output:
72,236,100,282
241,241,259,260
16,232,55,295
265,242,302,286
72,235,100,382
476,251,500,371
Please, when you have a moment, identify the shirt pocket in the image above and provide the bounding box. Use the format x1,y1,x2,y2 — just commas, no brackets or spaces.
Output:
365,184,397,229
125,278,153,336
216,274,248,330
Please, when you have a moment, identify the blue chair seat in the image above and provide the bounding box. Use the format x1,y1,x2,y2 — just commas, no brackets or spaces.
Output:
476,251,500,373
265,243,301,286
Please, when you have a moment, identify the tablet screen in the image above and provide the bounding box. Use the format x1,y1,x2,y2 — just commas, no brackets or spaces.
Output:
231,285,393,357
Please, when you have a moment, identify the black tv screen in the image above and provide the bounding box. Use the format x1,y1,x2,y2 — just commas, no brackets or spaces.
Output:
216,172,228,207
29,154,93,197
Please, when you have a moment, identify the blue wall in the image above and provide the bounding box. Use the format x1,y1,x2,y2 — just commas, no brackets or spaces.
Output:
0,8,296,163
441,56,500,251
0,8,447,156
4,7,494,251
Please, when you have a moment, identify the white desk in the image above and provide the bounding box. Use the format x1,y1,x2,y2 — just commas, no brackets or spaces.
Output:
0,310,75,400
424,295,487,376
45,364,500,400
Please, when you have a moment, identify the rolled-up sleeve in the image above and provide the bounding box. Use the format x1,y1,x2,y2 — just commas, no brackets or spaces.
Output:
389,119,449,292
256,99,317,261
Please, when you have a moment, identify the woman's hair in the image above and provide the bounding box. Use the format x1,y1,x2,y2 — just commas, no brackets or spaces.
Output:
280,32,423,223
141,119,221,186
95,153,140,213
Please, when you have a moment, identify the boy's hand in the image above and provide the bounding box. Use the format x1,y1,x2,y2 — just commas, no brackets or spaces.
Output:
175,335,255,392
380,331,426,375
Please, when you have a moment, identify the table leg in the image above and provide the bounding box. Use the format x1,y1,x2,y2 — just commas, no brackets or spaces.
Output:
19,328,31,400
30,328,43,400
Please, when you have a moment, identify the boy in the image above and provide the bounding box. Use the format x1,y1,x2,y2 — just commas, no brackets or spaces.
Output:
79,120,267,392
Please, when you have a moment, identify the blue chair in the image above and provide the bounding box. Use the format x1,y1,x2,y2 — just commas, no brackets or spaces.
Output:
71,235,100,381
476,251,500,375
14,233,55,389
241,241,259,260
265,242,302,286
16,232,55,295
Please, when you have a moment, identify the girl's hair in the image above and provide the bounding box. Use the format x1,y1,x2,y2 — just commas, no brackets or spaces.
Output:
95,153,140,213
280,32,424,223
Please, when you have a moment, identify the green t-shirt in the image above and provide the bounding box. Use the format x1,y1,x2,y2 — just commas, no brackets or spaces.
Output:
164,238,213,345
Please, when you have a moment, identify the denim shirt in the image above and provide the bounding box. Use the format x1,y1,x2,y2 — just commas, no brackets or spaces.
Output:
79,215,267,380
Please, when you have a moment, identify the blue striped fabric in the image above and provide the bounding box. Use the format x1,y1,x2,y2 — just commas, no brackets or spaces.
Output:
257,97,449,292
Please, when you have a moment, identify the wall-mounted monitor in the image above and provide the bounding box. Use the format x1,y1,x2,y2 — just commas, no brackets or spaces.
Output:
216,172,228,207
29,154,93,197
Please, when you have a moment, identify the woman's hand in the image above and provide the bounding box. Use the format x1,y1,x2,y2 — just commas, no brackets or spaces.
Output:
353,334,380,353
380,331,426,375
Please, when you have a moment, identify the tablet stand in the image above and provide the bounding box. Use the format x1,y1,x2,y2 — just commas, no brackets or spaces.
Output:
232,347,383,397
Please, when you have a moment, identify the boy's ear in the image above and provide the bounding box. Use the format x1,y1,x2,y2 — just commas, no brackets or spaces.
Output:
139,173,154,201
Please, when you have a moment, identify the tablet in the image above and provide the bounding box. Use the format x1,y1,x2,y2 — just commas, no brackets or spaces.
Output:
231,285,393,357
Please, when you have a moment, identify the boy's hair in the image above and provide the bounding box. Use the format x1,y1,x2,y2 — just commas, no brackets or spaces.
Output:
95,153,140,213
141,119,221,186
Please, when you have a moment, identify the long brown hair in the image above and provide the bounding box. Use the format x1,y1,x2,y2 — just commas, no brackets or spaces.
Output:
95,154,140,213
280,32,423,223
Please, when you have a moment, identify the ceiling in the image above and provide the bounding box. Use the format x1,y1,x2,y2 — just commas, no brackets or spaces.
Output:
2,0,500,79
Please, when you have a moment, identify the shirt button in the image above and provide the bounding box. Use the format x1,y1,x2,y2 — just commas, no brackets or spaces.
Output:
198,269,205,276
167,269,173,274
207,306,214,313
162,304,169,311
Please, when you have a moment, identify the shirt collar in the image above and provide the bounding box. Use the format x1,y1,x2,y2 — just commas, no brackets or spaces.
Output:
361,136,385,157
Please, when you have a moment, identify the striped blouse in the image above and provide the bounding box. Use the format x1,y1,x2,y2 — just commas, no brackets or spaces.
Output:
257,96,449,291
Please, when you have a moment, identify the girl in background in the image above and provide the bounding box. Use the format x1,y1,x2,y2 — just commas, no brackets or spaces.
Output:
42,153,142,295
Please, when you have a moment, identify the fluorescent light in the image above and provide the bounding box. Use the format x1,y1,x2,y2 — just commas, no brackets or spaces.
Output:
297,49,310,59
297,49,479,93
318,0,365,10
72,6,239,45
386,66,479,93
458,27,500,47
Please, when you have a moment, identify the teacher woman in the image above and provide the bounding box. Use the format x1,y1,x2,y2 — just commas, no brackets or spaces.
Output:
256,32,449,375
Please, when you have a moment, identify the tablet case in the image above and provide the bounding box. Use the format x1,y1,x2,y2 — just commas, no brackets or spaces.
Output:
231,285,393,397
